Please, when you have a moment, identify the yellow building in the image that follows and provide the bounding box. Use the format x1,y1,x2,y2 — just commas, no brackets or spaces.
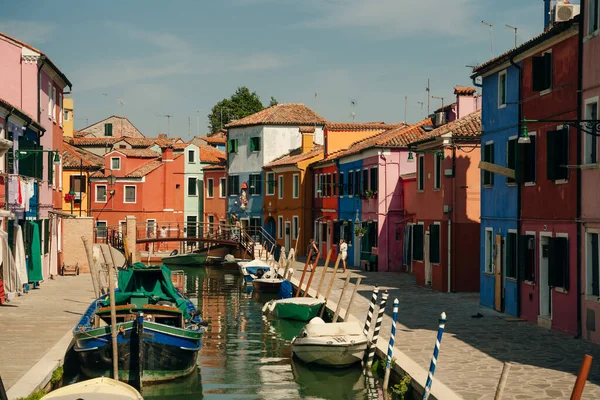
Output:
61,141,104,216
63,97,74,138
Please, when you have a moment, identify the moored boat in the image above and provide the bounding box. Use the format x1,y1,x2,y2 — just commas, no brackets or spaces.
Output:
162,251,208,266
263,297,325,321
291,317,368,367
252,277,284,293
41,377,143,400
73,263,204,384
239,259,275,284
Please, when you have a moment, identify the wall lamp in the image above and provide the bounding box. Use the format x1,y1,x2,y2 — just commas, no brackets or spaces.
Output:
16,149,60,165
521,118,600,144
406,148,444,162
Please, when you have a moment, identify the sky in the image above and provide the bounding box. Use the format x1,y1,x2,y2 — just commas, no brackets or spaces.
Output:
1,0,568,140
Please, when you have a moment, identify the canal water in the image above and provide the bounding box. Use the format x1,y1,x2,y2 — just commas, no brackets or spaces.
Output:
65,264,374,399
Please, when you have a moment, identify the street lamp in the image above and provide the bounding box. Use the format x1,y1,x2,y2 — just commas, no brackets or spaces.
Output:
68,188,75,214
407,151,415,162
107,174,117,185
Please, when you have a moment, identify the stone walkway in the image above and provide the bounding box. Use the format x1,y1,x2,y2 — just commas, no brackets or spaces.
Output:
289,261,600,400
0,275,95,391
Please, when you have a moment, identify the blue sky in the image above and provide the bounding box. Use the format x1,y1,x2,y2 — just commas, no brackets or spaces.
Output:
2,0,563,139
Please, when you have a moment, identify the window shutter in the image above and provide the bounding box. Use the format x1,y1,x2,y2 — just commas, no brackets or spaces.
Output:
429,224,440,263
548,237,569,289
234,140,238,153
593,234,599,296
558,129,569,180
370,168,378,192
543,52,552,90
249,138,255,152
412,225,424,261
532,56,546,91
47,151,54,184
547,130,558,181
515,141,526,183
518,235,528,280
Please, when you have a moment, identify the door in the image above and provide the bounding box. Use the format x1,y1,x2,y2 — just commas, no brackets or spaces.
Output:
265,217,276,242
285,222,291,251
494,234,504,312
250,217,261,242
540,236,551,318
186,216,197,249
424,231,432,285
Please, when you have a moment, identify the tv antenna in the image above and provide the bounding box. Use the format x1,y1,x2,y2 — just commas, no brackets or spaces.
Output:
417,101,424,117
481,21,494,58
156,114,173,135
350,98,357,121
432,96,445,113
505,24,518,48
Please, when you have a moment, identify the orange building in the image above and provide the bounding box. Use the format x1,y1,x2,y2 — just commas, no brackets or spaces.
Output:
203,163,228,230
263,127,323,256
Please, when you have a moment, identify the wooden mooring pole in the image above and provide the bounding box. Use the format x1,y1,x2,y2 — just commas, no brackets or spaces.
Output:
304,249,330,297
319,256,341,317
295,249,312,297
570,354,593,400
344,277,362,322
81,237,100,298
100,246,120,381
315,252,335,298
333,274,352,322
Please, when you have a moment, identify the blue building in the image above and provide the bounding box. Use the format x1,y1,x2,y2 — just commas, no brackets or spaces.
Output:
336,158,364,267
471,58,521,316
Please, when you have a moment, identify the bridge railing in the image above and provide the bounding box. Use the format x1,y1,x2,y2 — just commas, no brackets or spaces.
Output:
94,225,124,251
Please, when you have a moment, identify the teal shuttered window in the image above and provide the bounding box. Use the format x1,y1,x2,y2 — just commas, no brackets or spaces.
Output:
429,224,440,264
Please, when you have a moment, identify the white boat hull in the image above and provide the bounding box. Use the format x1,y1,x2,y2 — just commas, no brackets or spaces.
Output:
291,337,368,367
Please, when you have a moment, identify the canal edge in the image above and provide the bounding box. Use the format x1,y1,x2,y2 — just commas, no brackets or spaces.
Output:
288,274,463,400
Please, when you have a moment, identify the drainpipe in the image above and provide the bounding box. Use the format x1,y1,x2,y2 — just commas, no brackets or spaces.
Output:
575,3,584,339
37,57,45,126
509,55,522,317
450,146,457,293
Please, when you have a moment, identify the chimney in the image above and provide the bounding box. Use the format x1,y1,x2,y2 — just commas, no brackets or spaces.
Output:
158,133,167,139
299,126,315,153
162,146,173,161
454,86,478,119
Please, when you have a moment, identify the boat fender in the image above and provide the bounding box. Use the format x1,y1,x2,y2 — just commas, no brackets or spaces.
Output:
169,249,179,256
99,344,113,365
308,317,325,325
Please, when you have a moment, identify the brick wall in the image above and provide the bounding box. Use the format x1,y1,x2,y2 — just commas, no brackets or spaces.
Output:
63,217,94,273
79,116,144,138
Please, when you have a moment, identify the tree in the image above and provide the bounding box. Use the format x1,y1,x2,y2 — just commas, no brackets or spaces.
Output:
269,96,278,107
207,87,265,134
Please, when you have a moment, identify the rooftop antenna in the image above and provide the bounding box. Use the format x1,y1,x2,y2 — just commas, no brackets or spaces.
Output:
404,96,408,123
432,96,445,113
505,24,518,48
417,101,424,118
350,98,357,121
481,21,494,58
155,114,173,136
426,79,431,115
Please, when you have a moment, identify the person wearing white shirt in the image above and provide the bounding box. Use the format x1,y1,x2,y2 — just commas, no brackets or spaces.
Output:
339,238,348,273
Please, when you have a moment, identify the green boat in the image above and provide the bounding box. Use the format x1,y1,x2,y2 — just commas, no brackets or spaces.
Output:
263,297,325,321
162,252,208,266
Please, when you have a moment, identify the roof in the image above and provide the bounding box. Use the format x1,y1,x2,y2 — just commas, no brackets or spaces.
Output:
155,137,182,147
71,137,121,146
471,16,579,77
265,144,323,168
409,110,482,145
435,103,456,114
203,162,227,171
198,145,226,163
172,142,190,150
325,122,402,131
118,137,155,148
299,126,316,134
113,148,160,158
0,97,45,132
0,32,72,87
79,115,145,137
454,86,477,96
73,130,88,138
126,160,163,177
199,132,227,144
225,103,327,128
207,128,227,137
62,141,104,169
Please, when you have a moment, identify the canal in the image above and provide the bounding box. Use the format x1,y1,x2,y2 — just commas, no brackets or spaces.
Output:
65,264,374,399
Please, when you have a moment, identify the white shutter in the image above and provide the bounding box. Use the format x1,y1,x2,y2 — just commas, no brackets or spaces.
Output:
52,86,56,121
47,82,52,119
59,94,63,126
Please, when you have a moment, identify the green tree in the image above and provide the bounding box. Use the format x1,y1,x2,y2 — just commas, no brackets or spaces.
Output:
269,96,278,107
208,87,265,133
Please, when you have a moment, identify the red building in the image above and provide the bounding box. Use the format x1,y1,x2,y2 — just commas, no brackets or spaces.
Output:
203,163,227,229
518,18,579,335
310,162,339,259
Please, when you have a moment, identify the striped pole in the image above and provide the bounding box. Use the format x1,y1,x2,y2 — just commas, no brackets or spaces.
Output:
363,285,379,336
422,312,447,400
383,298,399,391
365,290,388,369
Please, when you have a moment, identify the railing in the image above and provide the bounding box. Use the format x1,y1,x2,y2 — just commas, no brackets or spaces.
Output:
94,225,125,252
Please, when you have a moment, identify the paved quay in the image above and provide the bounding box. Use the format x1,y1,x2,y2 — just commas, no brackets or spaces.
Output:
0,274,95,396
288,260,600,400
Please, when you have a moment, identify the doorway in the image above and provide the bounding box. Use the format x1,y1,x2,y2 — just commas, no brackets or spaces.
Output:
494,234,504,312
424,230,432,285
539,234,552,319
265,217,276,242
285,221,291,251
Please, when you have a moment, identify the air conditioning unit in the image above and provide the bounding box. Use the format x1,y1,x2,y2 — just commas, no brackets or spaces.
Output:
443,205,452,213
554,2,580,23
435,111,446,127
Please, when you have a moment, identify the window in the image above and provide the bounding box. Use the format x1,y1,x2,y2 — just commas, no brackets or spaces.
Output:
293,216,299,239
228,139,238,153
146,219,157,238
96,221,107,239
47,82,52,119
362,169,368,195
220,178,226,198
59,94,63,127
417,155,424,190
348,171,354,196
111,157,120,170
188,149,195,163
429,224,440,264
585,100,598,164
519,234,536,282
96,185,107,202
506,232,517,279
434,155,441,190
64,110,69,121
548,236,569,290
370,167,378,192
314,172,319,197
105,123,113,137
516,135,536,183
52,87,57,122
589,0,599,34
206,178,214,198
532,52,552,92
506,138,517,184
208,215,215,235
70,175,86,195
333,173,337,196
483,143,494,186
587,232,600,297
293,174,300,199
321,174,326,197
249,174,262,195
485,229,493,274
278,175,284,199
339,172,345,196
278,216,283,239
326,174,331,197
188,177,197,196
354,169,360,196
249,137,261,152
546,128,569,181
266,172,276,195
412,224,424,261
228,175,239,196
124,185,136,203
498,70,507,108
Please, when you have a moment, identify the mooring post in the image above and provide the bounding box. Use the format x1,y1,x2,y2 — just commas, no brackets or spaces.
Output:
570,354,593,400
363,285,379,336
319,256,341,317
422,312,447,400
296,249,312,297
81,236,100,298
304,249,329,297
493,362,511,400
333,273,352,322
366,290,389,369
344,277,362,322
383,298,399,392
101,246,120,381
137,312,144,393
315,251,334,298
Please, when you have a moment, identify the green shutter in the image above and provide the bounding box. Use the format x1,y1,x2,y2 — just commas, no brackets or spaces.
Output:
234,140,238,153
412,225,424,261
249,138,255,152
429,224,440,264
104,123,113,136
547,130,558,181
47,151,54,184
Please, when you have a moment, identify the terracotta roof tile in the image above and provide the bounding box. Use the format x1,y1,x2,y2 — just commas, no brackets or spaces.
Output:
199,145,226,163
454,86,477,96
198,132,227,144
119,137,155,148
71,137,121,146
115,148,160,158
73,130,88,138
299,126,316,133
325,122,402,131
155,137,182,147
410,111,481,144
225,103,326,128
172,142,190,150
265,144,323,168
203,162,227,171
62,141,104,169
435,103,456,114
126,160,162,177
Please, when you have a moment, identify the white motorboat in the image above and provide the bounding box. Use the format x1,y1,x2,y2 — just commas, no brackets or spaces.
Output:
239,259,276,284
291,317,368,367
41,377,143,400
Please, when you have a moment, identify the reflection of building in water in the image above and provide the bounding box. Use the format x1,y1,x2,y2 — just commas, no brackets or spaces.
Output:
258,363,301,400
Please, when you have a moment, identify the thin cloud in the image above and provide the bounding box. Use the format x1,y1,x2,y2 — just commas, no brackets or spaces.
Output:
0,20,56,44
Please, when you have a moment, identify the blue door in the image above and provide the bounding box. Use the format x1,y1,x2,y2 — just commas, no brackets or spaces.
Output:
265,217,276,242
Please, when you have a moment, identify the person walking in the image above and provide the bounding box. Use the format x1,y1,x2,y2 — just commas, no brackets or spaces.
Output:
159,226,167,251
307,238,320,272
339,238,348,273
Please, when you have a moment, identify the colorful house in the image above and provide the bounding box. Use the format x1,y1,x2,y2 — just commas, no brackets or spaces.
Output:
263,127,323,256
203,162,228,231
407,92,481,292
581,0,600,343
61,141,104,216
77,115,144,138
225,103,326,236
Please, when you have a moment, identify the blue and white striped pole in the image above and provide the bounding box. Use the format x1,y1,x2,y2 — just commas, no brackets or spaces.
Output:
422,312,447,400
363,285,379,336
366,290,388,369
383,298,399,391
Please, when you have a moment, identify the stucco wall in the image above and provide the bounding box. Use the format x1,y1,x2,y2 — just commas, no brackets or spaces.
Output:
183,144,203,223
80,116,144,138
62,217,94,272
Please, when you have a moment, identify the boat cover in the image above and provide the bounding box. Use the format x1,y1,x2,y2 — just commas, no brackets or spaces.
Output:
27,221,43,282
275,297,324,306
304,322,364,338
279,280,293,299
101,263,189,318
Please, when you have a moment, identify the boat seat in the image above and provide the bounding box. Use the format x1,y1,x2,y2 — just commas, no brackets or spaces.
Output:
304,322,364,337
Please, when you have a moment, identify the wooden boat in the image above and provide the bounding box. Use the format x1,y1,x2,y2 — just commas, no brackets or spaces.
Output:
239,259,275,284
263,297,325,321
252,277,284,293
291,317,368,367
162,250,208,266
41,377,143,400
73,263,204,384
